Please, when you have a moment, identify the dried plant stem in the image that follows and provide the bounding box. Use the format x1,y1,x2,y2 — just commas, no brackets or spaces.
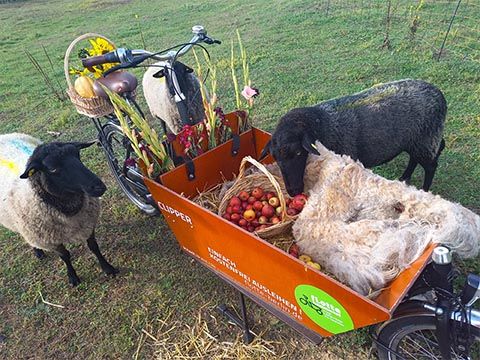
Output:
38,291,65,309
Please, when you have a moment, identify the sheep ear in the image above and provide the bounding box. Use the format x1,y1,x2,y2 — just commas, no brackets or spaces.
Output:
302,135,320,155
20,161,42,179
71,140,98,150
259,140,271,159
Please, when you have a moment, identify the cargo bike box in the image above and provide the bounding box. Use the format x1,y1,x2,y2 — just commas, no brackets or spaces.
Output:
144,127,434,342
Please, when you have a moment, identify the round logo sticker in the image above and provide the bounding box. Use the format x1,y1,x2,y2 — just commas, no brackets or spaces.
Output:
295,285,354,334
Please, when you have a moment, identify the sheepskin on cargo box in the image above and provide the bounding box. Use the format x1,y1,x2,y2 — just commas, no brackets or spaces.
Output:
292,142,480,295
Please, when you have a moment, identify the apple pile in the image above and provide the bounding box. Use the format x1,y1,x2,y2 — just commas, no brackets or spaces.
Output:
222,187,308,233
288,244,321,270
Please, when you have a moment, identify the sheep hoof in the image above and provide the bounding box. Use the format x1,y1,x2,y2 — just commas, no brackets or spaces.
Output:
69,275,81,287
103,265,119,277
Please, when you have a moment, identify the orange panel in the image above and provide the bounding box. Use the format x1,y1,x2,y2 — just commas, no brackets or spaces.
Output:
145,127,433,337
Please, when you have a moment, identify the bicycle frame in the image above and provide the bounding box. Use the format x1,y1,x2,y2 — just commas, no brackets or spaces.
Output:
374,250,480,360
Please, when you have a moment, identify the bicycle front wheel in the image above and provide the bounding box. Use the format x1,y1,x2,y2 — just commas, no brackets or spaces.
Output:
101,124,158,216
376,312,480,360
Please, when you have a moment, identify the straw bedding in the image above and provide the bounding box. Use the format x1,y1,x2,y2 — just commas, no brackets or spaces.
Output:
292,141,480,295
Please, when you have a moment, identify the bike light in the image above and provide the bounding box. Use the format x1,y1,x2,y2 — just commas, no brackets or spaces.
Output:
432,246,452,265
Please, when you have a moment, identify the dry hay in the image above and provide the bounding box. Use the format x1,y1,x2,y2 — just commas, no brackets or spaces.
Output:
148,306,282,360
135,303,372,360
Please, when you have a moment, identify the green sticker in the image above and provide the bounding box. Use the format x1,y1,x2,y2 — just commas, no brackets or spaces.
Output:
295,285,354,334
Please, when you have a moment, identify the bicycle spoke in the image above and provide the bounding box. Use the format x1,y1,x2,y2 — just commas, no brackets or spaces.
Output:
399,330,441,359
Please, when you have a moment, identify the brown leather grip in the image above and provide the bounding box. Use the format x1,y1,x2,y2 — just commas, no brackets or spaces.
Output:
82,54,109,68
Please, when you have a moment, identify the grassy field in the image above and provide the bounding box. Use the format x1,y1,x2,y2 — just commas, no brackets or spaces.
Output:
1,0,479,359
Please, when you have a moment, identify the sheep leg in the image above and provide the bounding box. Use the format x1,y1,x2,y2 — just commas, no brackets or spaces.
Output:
54,245,81,286
399,156,418,184
421,161,438,192
87,232,118,276
33,247,46,259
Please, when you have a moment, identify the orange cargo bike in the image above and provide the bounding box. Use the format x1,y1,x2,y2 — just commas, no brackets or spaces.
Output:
72,26,479,360
144,127,480,360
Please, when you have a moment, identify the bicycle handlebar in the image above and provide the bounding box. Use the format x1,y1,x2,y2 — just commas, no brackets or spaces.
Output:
81,25,220,72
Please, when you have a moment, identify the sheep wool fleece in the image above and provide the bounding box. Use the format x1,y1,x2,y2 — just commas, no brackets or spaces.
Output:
293,141,480,295
0,133,100,251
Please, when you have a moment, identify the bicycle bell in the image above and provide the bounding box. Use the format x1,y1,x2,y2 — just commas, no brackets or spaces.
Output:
192,25,206,35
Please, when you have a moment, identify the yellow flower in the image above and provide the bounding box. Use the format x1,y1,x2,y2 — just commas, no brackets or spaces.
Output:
82,38,117,78
88,38,115,56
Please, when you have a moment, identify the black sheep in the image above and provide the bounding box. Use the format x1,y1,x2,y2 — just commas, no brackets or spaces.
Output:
262,79,447,196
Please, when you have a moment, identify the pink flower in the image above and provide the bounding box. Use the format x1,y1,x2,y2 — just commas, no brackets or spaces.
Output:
241,86,259,100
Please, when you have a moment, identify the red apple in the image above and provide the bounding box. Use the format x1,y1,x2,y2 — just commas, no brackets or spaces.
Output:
226,206,233,214
238,218,248,227
289,243,300,254
229,196,241,207
251,219,259,227
246,204,253,210
270,216,280,225
260,194,267,201
253,201,263,211
243,209,256,221
223,213,231,221
238,191,250,201
232,205,242,214
230,213,241,223
241,201,248,209
293,194,308,206
291,199,305,211
252,187,264,200
258,216,268,224
286,198,292,206
268,196,280,207
247,196,256,204
287,208,299,216
261,204,275,218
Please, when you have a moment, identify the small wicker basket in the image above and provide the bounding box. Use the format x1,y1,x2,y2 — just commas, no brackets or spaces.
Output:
64,33,115,118
218,156,296,239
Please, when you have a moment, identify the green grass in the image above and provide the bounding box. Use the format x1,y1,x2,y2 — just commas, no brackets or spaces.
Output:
1,0,479,358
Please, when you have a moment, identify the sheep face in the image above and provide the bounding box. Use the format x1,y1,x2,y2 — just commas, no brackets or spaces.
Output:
20,142,106,198
262,133,319,196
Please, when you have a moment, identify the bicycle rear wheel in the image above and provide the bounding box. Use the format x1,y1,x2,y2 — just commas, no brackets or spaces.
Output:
101,123,158,216
376,312,480,360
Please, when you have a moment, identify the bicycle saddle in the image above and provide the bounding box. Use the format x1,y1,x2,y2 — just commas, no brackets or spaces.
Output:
93,71,138,99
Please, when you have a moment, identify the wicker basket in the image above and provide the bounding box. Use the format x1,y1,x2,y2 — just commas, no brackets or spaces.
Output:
218,156,296,239
64,33,115,118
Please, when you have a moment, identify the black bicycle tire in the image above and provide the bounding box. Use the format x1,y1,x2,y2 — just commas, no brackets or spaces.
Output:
376,312,480,360
102,124,158,216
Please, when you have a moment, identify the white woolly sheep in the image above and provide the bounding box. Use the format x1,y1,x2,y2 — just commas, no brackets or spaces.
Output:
142,61,205,134
292,141,480,295
0,133,117,286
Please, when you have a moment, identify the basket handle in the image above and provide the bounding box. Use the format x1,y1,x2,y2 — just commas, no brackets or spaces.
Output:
239,156,289,220
64,33,116,90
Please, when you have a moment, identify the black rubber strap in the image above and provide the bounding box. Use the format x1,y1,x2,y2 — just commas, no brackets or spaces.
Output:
231,134,240,156
185,156,196,180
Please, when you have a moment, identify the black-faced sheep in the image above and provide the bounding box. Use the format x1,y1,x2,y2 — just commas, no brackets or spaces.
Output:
0,133,117,286
292,141,480,295
142,61,205,134
261,79,447,196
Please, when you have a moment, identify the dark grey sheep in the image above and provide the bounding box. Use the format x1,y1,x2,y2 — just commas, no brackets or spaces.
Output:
261,79,447,196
